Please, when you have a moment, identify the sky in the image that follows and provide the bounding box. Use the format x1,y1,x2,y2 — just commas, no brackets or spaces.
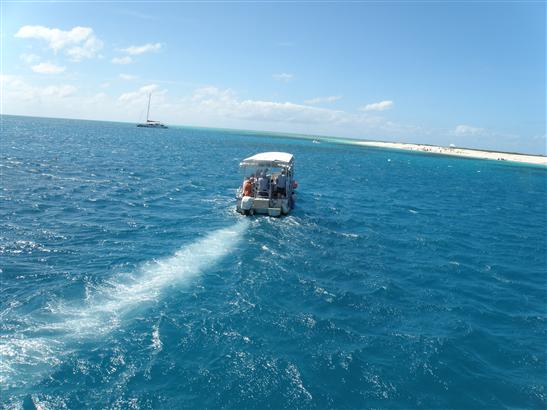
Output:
1,1,545,154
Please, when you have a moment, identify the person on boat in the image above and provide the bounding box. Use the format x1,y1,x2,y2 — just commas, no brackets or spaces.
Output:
276,170,287,197
257,172,270,197
242,177,253,197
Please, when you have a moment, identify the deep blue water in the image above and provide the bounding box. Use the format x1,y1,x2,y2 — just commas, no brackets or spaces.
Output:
1,115,545,409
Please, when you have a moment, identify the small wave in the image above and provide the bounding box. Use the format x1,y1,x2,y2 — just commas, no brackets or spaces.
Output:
0,240,57,255
40,172,111,184
151,324,163,352
286,363,313,402
340,232,359,239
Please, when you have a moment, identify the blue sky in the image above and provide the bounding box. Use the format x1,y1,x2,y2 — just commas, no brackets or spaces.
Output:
2,1,545,153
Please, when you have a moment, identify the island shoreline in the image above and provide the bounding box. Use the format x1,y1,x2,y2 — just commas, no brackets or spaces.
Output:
319,138,547,166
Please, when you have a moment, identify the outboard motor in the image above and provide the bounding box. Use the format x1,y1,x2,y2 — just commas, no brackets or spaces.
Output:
240,196,254,214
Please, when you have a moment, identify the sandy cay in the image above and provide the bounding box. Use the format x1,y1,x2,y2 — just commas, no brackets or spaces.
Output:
344,140,547,166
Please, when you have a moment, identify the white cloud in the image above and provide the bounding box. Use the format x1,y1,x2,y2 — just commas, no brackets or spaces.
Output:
188,86,344,124
119,73,138,81
20,53,40,64
453,124,485,136
65,39,102,61
447,125,536,153
100,82,110,88
304,95,342,105
118,84,165,104
273,73,294,83
1,75,31,100
31,62,66,74
119,43,162,55
111,56,133,65
1,75,76,100
181,88,429,141
14,25,103,61
360,100,394,112
42,85,77,98
86,92,109,104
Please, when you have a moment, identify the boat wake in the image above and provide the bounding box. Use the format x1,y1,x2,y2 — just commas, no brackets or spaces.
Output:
0,220,249,389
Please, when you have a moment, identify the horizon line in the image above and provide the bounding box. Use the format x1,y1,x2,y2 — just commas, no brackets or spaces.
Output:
2,113,546,159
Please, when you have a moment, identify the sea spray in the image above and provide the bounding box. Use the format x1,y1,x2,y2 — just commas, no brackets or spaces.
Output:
0,220,249,389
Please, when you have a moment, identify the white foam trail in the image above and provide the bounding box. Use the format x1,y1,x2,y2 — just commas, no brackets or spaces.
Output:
53,219,248,335
0,220,249,388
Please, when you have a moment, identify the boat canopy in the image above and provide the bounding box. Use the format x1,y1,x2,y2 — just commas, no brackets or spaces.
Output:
240,152,294,168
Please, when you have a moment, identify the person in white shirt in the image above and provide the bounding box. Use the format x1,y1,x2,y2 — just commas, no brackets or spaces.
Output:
275,170,287,197
257,171,270,197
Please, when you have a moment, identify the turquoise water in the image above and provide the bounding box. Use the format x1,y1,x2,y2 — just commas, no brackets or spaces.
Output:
1,115,545,409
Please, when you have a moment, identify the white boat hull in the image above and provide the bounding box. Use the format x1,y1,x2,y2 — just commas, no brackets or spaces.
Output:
137,123,167,128
236,196,294,217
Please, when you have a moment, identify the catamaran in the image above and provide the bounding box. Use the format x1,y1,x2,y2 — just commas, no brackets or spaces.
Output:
137,93,167,129
236,152,297,216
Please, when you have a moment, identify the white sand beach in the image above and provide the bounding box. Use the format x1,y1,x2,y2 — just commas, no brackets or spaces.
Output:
345,140,547,166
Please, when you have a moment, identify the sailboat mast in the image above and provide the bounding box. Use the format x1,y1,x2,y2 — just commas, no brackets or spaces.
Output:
146,93,151,122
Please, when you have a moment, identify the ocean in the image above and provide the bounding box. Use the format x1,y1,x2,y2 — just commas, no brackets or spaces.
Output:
1,115,545,409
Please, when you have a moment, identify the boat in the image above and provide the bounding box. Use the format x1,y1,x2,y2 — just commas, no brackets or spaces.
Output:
137,93,168,128
236,152,297,217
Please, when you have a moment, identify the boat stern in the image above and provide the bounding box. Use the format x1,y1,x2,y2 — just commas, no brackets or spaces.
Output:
236,197,290,217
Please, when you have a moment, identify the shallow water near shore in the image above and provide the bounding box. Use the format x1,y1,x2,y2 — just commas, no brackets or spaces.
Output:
1,115,545,409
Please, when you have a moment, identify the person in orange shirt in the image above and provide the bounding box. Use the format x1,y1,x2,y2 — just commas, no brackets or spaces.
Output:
243,177,253,197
